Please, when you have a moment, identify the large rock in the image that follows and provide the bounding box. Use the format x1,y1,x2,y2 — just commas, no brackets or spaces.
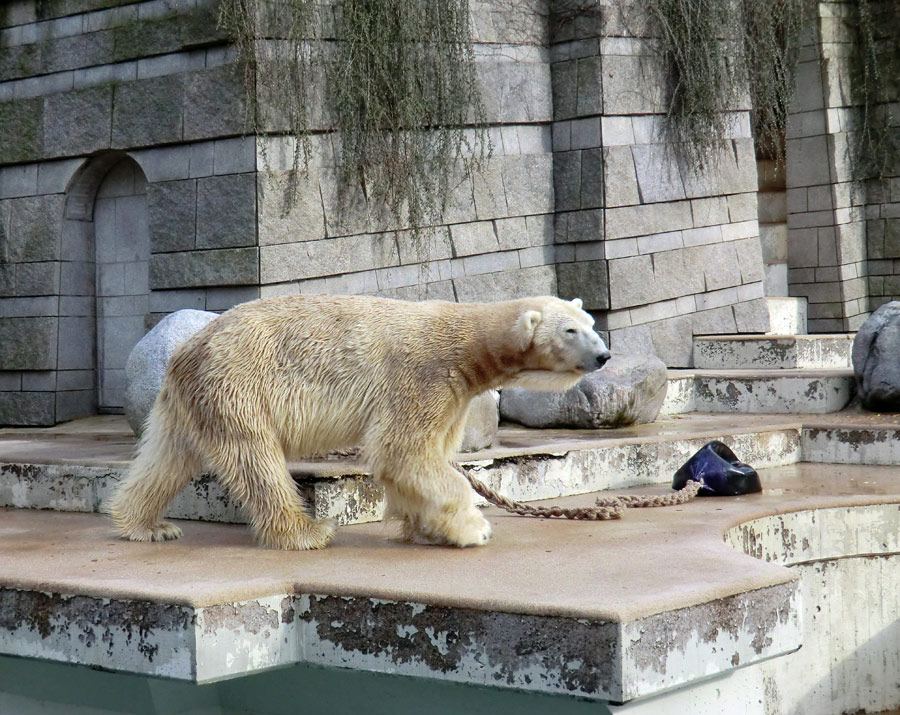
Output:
460,390,499,452
852,301,900,411
499,354,668,429
125,309,219,436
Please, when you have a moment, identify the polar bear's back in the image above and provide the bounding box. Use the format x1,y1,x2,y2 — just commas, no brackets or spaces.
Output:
162,294,470,456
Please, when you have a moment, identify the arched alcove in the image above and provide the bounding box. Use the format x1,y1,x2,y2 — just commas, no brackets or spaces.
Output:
61,152,150,416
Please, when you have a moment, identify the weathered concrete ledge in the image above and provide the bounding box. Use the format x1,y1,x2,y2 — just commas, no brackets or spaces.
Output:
0,413,803,525
3,462,900,700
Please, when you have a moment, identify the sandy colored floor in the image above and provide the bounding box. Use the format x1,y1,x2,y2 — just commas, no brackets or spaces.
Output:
1,462,899,622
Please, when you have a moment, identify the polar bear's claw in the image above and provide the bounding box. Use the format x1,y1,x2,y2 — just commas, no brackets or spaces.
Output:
260,519,336,550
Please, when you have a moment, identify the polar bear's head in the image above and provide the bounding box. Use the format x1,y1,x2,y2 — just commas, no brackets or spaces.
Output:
506,297,611,392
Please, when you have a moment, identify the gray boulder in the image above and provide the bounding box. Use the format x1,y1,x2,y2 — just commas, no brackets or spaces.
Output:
500,354,668,429
852,301,900,411
125,309,219,436
460,390,499,452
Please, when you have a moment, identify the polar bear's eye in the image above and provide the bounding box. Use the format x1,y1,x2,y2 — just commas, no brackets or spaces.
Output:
566,328,577,334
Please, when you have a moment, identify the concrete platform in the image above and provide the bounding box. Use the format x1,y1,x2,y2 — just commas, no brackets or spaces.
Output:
1,462,899,700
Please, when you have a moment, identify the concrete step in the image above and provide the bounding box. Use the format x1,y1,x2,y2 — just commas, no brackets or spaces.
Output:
757,191,787,223
663,368,855,415
766,296,807,334
694,334,854,369
0,416,804,527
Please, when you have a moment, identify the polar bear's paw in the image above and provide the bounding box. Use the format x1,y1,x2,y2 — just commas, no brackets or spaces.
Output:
122,521,183,542
444,508,493,547
260,518,336,550
408,508,492,548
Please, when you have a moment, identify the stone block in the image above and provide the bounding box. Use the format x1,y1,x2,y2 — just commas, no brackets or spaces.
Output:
503,154,553,216
196,173,256,249
575,55,603,116
603,146,640,208
8,195,64,262
37,158,84,195
452,265,556,302
644,315,690,366
727,193,758,223
260,234,398,284
554,150,581,212
605,200,693,240
601,116,634,146
130,145,191,183
655,247,707,297
0,98,43,164
147,179,196,254
42,85,112,157
396,227,453,264
60,261,95,297
57,316,94,371
0,391,55,426
570,117,601,150
557,259,609,310
632,144,686,203
183,65,250,141
0,164,38,199
786,135,831,188
472,162,507,220
552,59,578,121
0,317,58,370
257,170,327,246
55,389,96,423
691,197,729,227
0,43,41,82
16,262,60,296
494,216,529,251
151,247,260,289
607,254,654,309
461,250,520,276
112,74,184,148
691,304,738,334
450,221,498,257
580,147,604,209
601,54,664,115
734,297,771,333
0,265,14,297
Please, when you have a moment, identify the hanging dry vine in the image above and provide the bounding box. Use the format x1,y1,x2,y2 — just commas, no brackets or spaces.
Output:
217,0,490,230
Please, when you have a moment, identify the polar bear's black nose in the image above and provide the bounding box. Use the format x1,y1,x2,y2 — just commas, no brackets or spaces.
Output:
596,351,611,367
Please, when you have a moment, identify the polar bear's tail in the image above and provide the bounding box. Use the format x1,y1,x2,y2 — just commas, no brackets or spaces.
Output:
106,396,200,542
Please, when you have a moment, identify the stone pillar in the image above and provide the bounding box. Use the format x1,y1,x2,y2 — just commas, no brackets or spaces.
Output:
550,1,767,367
786,1,869,332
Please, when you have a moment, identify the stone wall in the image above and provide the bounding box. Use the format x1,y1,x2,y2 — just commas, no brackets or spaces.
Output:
550,4,767,366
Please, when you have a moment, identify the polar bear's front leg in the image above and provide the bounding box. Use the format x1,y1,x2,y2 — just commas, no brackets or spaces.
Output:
378,458,492,547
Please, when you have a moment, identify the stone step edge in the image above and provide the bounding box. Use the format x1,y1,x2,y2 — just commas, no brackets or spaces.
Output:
662,370,855,415
0,426,802,527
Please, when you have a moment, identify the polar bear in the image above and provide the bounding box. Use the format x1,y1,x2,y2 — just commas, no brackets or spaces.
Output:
108,295,610,549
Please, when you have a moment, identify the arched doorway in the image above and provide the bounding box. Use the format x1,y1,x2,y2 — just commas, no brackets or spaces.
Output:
93,157,150,413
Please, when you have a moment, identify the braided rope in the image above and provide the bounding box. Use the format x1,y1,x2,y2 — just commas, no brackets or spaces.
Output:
453,461,703,521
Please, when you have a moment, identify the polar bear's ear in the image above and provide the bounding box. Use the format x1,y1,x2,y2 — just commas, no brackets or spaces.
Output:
570,298,583,310
515,310,542,350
